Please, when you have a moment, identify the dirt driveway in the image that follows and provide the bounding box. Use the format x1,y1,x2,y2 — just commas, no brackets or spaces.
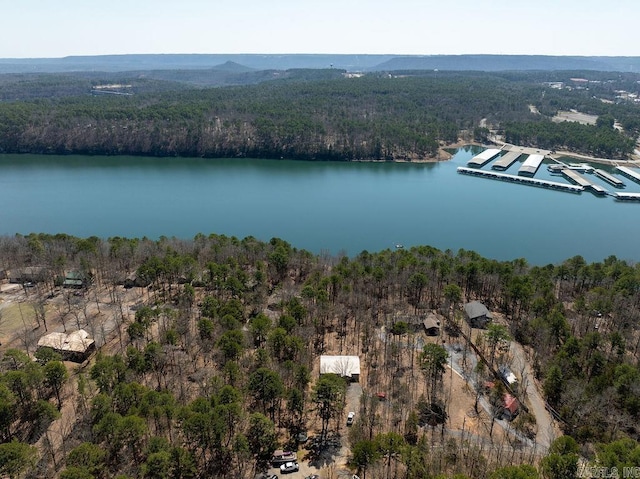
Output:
510,342,557,451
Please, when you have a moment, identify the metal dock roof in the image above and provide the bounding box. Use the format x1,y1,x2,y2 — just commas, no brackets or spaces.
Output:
562,169,608,195
561,169,591,187
457,167,583,192
468,148,502,167
616,166,640,184
518,154,545,176
613,192,640,201
589,184,608,195
492,151,522,170
594,169,624,187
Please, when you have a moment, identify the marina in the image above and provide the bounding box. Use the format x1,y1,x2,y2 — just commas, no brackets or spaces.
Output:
467,148,502,167
457,167,583,193
492,151,522,170
459,146,636,200
594,169,625,188
616,166,640,184
518,154,545,176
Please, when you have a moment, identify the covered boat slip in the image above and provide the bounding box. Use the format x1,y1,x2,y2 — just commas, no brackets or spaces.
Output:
491,150,523,170
616,165,640,184
457,167,583,193
561,169,608,195
561,169,591,187
594,169,624,188
467,148,502,167
518,154,545,176
613,192,640,201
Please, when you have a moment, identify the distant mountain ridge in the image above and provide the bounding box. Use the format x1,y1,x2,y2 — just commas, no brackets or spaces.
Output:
371,55,640,72
0,54,393,73
2,53,640,73
211,61,255,73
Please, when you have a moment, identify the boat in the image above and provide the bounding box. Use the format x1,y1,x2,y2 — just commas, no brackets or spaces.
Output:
547,162,594,173
547,164,564,173
395,244,404,249
567,163,594,172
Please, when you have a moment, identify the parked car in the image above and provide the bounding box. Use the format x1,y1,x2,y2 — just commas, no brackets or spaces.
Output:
346,411,355,425
498,365,518,385
280,462,299,474
305,475,320,479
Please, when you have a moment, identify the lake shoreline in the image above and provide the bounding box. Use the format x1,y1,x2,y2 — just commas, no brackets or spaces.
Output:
3,139,637,166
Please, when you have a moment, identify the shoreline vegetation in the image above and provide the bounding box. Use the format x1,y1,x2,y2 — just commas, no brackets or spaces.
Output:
1,70,638,162
1,141,636,167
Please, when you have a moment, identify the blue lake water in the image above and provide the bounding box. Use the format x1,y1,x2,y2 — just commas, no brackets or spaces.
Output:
1,147,639,265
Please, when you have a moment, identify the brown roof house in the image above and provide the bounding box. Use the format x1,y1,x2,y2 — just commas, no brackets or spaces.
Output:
9,266,47,284
37,329,95,363
423,314,441,336
464,301,493,329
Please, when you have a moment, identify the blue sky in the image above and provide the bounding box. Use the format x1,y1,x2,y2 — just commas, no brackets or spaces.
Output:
3,0,638,58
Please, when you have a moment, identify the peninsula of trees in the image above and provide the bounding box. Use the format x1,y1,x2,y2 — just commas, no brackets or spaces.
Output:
0,233,639,479
0,69,638,160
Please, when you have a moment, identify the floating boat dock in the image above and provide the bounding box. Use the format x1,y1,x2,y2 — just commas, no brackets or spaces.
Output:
492,151,522,170
567,163,594,172
468,148,502,167
594,169,624,188
548,162,593,173
616,166,640,184
561,169,608,195
518,154,545,176
457,167,583,193
612,192,640,201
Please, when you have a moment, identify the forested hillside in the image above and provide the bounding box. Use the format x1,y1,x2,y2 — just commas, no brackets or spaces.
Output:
0,233,639,478
0,70,638,160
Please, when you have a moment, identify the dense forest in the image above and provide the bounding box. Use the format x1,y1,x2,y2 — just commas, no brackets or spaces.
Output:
0,233,639,478
0,70,638,160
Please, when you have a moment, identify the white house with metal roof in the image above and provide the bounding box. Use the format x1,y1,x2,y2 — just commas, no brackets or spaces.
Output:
320,355,360,382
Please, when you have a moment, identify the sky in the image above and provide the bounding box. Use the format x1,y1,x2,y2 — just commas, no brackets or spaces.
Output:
2,0,639,58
